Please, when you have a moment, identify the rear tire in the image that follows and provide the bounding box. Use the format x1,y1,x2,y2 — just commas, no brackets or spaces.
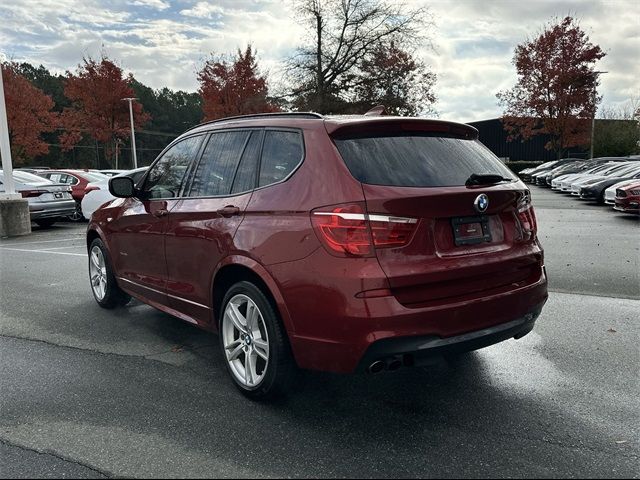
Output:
68,201,85,222
35,219,56,228
219,281,296,400
88,238,131,308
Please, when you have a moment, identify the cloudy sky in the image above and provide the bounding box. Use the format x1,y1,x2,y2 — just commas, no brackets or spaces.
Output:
1,0,638,122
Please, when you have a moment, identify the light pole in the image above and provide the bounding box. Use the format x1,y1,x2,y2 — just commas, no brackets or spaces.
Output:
0,64,31,236
122,98,138,168
0,65,16,196
590,71,607,159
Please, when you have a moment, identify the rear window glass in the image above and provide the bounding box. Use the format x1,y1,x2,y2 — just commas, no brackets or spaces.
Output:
12,171,52,183
334,134,515,187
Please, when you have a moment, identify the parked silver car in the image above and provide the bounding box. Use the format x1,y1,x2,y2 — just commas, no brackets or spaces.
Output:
0,170,75,227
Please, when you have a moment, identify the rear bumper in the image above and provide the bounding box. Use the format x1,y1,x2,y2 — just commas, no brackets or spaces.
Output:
278,248,549,373
29,200,76,220
356,305,542,372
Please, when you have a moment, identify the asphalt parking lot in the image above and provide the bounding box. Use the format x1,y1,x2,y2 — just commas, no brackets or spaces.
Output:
0,186,638,478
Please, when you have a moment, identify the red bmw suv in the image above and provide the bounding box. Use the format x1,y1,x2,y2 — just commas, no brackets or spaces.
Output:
87,112,548,399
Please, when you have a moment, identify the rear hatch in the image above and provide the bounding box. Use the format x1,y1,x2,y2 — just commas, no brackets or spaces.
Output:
5,171,73,203
329,119,543,307
21,183,73,204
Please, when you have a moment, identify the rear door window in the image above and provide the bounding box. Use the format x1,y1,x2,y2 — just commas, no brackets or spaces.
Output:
231,131,262,194
189,131,251,197
333,134,514,187
258,131,304,188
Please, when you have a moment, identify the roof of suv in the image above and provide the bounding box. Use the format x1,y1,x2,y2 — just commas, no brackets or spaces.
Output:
184,112,479,140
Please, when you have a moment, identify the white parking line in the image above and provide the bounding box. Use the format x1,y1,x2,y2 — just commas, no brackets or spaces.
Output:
0,237,82,247
0,247,87,257
38,245,87,251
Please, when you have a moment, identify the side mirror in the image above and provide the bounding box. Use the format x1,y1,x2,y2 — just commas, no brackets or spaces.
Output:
109,177,135,198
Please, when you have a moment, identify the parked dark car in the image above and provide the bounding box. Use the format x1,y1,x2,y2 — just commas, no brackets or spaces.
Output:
87,112,548,399
0,170,75,227
39,169,109,221
579,165,640,203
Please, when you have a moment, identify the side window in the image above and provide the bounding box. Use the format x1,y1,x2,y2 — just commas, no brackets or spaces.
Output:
144,136,202,199
68,175,79,185
48,173,61,183
189,131,250,197
258,131,303,187
231,131,262,194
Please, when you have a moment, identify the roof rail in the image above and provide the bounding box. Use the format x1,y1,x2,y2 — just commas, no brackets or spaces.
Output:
184,112,324,133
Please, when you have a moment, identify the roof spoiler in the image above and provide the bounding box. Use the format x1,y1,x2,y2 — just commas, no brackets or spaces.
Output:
326,118,479,140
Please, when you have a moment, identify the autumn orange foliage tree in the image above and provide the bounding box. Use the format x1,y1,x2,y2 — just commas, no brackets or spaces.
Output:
198,45,278,121
497,17,606,158
60,56,149,161
1,62,57,164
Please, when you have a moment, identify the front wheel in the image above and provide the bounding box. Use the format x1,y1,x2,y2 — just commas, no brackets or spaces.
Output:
220,281,296,400
88,238,131,308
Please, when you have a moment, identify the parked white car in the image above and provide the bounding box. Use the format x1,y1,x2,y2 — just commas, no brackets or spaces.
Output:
81,167,147,219
99,169,127,177
558,162,626,192
604,179,638,205
553,164,611,191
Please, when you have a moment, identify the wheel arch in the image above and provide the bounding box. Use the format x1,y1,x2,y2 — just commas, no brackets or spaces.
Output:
86,223,111,252
211,256,295,336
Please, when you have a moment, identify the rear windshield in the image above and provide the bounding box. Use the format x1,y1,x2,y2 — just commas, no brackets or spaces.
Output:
12,171,53,184
333,134,514,187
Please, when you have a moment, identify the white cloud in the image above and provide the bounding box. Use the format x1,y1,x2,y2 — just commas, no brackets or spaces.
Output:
132,0,170,10
0,0,637,122
180,2,226,19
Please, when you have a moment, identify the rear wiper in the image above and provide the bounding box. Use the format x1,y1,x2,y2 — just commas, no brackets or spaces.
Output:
465,173,512,187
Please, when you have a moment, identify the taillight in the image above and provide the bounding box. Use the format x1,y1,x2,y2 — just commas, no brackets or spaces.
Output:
311,203,417,257
516,192,537,241
369,215,418,247
84,185,100,194
20,190,42,198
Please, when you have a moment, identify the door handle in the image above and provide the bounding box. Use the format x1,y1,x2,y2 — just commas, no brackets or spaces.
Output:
153,209,168,217
216,205,241,217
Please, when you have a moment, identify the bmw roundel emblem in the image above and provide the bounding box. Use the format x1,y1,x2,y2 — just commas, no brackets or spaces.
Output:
474,194,489,213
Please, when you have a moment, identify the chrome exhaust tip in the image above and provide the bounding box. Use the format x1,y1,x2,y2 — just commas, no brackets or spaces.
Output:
387,358,402,371
368,360,386,374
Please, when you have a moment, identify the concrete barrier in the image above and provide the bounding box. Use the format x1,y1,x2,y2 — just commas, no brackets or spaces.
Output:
0,198,31,237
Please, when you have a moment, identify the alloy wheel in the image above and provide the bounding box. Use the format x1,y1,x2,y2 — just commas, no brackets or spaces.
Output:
89,245,107,300
68,203,84,222
222,294,270,388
